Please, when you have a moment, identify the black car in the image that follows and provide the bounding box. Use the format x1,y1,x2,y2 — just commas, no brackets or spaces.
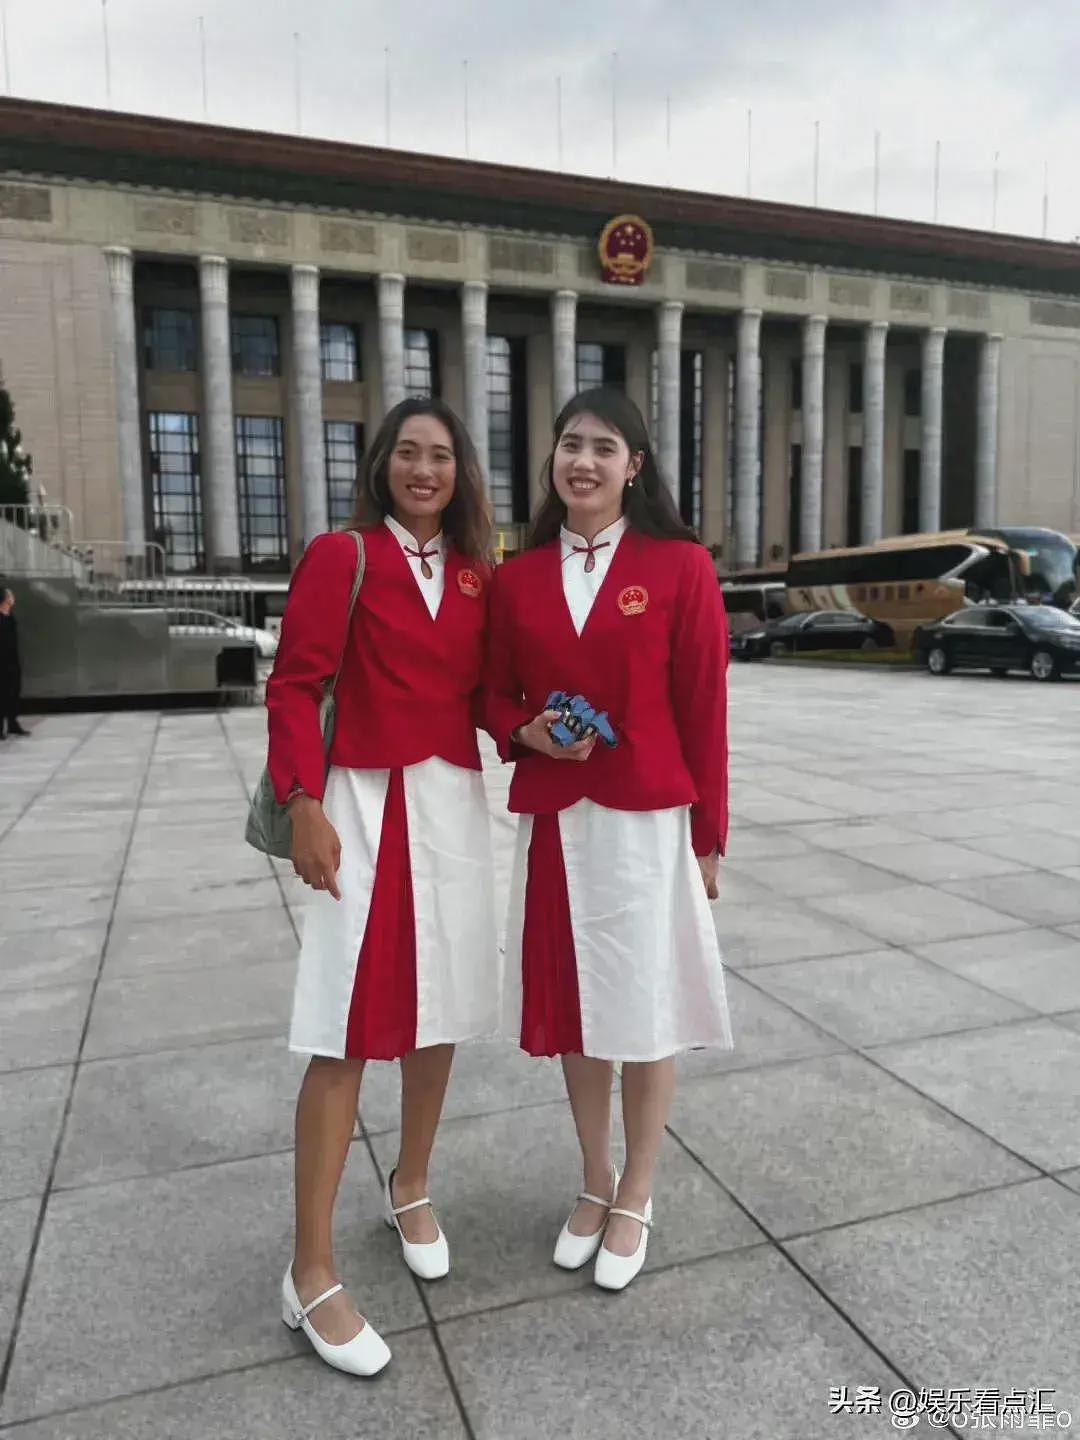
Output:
732,610,895,660
914,604,1080,681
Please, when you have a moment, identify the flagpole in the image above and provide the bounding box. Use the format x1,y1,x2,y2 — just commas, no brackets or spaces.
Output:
101,0,112,107
293,32,302,135
746,107,752,197
991,150,999,231
1042,161,1049,239
610,51,618,178
384,46,391,146
933,139,941,222
558,75,567,169
463,59,470,159
873,130,880,215
666,94,671,185
813,118,820,205
198,15,208,121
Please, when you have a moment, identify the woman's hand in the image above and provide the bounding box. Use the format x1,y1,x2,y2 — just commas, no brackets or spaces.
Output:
289,795,343,901
514,710,596,763
697,849,719,901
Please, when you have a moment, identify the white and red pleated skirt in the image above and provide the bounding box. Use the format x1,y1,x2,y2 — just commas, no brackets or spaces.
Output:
289,758,500,1061
503,800,733,1063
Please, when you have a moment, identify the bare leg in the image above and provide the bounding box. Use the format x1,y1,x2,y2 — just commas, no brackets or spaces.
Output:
390,1043,454,1243
604,1057,675,1256
292,1055,368,1343
561,1052,616,1236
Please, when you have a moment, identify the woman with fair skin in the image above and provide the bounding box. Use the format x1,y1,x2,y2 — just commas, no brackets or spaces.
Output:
485,386,732,1291
265,398,497,1375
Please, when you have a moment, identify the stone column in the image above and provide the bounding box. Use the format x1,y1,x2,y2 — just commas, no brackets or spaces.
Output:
800,314,827,553
291,264,328,546
656,301,683,499
104,247,145,549
734,308,762,568
461,281,490,475
975,332,1002,528
919,326,947,533
861,320,888,543
198,255,241,570
551,289,578,414
377,273,406,413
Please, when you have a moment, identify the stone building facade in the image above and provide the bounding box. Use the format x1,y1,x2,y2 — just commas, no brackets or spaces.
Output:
0,96,1078,574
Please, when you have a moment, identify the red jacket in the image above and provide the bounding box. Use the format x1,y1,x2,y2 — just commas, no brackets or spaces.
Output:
266,526,489,803
484,530,730,856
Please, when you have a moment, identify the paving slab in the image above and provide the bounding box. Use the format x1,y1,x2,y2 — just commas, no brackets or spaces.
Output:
942,871,1080,926
55,1038,306,1189
83,959,294,1059
748,948,1031,1047
440,1248,905,1440
102,905,296,978
0,1148,424,1424
674,970,843,1080
0,1334,465,1440
0,1196,40,1371
909,927,1080,1013
789,1180,1080,1422
713,899,880,968
669,1052,1036,1237
808,883,1028,947
369,1103,761,1321
0,924,106,993
0,1066,71,1201
0,985,93,1073
869,1018,1080,1171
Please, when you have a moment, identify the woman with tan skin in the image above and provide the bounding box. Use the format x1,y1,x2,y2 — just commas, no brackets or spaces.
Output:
486,387,732,1292
265,397,497,1375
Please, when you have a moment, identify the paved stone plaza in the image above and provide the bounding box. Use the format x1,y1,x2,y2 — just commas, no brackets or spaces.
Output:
1,665,1080,1438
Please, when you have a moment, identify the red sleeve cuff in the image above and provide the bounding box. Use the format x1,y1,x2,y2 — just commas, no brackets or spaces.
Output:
691,809,726,859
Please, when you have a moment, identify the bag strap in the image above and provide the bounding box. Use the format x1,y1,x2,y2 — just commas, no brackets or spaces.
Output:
325,530,366,702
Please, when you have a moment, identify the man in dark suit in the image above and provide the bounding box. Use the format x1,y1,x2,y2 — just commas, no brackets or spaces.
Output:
0,588,28,739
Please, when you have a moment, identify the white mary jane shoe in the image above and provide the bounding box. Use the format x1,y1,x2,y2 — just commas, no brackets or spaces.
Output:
553,1166,621,1271
281,1267,391,1377
383,1167,450,1281
593,1197,653,1292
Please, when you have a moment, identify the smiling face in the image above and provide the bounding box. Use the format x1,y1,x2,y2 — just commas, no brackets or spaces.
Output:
386,414,457,531
551,412,642,534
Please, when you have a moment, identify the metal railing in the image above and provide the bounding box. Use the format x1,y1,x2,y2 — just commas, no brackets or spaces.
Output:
0,503,78,577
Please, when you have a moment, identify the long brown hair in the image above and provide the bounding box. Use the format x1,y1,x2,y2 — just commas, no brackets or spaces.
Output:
528,387,699,550
350,397,492,562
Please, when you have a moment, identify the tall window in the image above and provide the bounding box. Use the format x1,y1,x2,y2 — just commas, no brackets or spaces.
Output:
576,342,625,391
486,336,528,525
235,416,288,568
144,309,197,373
321,323,360,383
788,444,803,559
904,368,922,417
325,421,363,528
231,316,280,377
847,448,863,547
148,412,202,573
791,359,803,412
849,361,863,414
902,450,921,534
404,329,440,398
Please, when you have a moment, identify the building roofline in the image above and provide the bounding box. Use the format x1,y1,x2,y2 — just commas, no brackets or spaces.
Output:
1,96,1078,293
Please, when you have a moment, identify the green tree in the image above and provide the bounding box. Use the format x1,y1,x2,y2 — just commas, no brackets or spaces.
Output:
0,387,33,508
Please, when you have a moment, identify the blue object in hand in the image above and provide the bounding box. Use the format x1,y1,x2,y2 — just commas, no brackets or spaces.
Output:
545,690,618,749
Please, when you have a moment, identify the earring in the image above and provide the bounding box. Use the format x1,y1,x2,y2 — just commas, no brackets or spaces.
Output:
627,477,635,489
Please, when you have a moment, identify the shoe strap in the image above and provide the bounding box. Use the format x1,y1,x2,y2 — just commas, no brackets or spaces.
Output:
296,1281,344,1323
576,1190,614,1208
608,1207,652,1228
391,1195,432,1217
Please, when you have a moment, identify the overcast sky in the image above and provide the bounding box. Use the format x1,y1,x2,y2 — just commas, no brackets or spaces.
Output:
6,0,1080,243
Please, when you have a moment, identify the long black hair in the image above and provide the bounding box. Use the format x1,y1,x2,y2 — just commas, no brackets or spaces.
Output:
527,387,699,549
350,397,492,562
